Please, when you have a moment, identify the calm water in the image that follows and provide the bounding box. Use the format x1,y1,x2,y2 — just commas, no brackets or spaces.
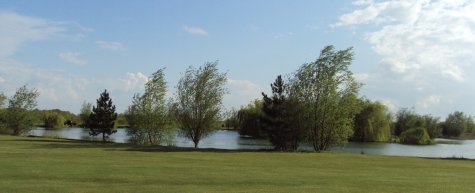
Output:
28,128,475,159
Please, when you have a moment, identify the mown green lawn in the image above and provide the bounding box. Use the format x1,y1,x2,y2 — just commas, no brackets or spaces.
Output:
0,135,473,193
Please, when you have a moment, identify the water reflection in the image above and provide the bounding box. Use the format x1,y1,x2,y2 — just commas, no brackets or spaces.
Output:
27,128,475,159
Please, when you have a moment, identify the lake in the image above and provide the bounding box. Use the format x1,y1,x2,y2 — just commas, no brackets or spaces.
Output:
28,128,475,159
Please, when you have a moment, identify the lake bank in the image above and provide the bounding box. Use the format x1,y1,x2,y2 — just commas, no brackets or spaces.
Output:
27,128,475,159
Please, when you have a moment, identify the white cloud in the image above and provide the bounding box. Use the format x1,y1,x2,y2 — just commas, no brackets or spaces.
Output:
59,52,87,65
417,95,441,109
0,10,65,57
334,0,475,116
183,26,208,36
379,99,397,112
96,40,125,50
224,79,263,108
111,72,149,92
335,0,475,82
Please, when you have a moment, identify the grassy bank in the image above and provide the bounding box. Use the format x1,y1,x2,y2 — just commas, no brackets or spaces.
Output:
0,135,473,193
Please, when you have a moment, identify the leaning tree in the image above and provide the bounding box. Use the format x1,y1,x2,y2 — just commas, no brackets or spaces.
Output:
172,61,227,148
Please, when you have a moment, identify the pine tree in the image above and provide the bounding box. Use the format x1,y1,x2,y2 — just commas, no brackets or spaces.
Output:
88,90,118,142
262,75,304,151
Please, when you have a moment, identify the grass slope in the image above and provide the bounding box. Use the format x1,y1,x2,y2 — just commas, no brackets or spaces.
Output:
0,135,474,193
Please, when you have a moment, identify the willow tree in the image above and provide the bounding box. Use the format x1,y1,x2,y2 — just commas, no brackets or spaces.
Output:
289,45,361,151
353,100,391,142
172,62,227,148
125,68,173,145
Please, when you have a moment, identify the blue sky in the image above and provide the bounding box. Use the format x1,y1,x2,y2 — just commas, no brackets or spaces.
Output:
0,0,474,118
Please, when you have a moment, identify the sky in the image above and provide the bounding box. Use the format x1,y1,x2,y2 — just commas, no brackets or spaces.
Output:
0,0,474,118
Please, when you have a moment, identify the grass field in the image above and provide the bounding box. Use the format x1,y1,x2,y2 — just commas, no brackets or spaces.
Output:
0,135,474,193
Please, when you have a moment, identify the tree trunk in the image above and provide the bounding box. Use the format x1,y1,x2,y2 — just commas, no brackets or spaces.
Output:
102,132,105,142
193,140,199,148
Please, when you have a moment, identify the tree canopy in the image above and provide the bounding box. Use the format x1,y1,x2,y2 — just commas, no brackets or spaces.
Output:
126,68,173,145
289,45,360,151
4,85,39,135
172,62,228,148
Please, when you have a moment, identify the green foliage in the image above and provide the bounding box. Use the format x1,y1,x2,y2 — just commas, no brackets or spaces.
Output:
4,85,40,135
353,100,391,142
223,108,239,130
125,68,174,145
79,101,92,127
172,61,228,148
399,127,432,145
442,111,474,137
289,45,361,151
394,108,423,136
37,109,79,129
88,90,118,142
237,100,265,138
0,92,6,108
115,114,128,128
262,75,305,150
422,115,442,138
42,112,65,129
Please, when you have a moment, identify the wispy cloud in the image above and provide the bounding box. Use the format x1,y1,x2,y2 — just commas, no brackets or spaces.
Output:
96,40,125,51
59,52,87,65
183,26,208,36
0,10,65,57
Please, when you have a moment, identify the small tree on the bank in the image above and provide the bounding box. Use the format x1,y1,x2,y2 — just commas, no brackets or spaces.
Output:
237,100,265,138
79,101,92,127
125,68,173,145
353,100,391,142
88,90,117,142
262,75,305,151
4,85,39,135
172,62,227,148
289,45,361,151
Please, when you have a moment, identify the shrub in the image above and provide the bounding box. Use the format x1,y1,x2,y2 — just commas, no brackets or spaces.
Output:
399,128,432,145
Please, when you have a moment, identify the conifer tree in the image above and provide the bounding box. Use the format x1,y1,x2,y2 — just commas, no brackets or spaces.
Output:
88,90,117,142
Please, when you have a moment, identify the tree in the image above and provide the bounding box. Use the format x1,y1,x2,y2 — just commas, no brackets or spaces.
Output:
79,101,92,127
394,108,423,136
262,75,305,150
172,62,227,148
0,92,5,107
237,100,266,138
353,100,391,142
4,85,40,135
88,90,118,142
289,45,360,151
125,68,173,145
223,108,239,130
442,111,474,137
42,111,65,129
0,92,7,130
422,115,442,138
399,127,432,145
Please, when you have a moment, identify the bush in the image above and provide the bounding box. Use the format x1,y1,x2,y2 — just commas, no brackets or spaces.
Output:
399,128,432,145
